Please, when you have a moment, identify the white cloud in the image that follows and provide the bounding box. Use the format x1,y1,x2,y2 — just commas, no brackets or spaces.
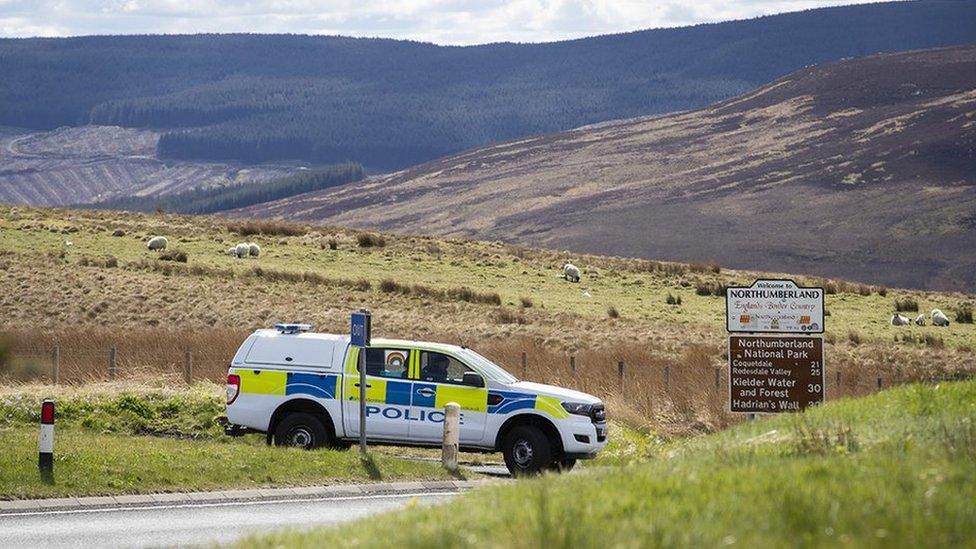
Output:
0,0,893,44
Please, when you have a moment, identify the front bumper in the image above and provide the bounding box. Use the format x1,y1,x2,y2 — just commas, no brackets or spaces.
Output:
561,418,609,456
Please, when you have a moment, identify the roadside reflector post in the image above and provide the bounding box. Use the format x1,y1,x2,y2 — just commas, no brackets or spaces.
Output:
442,402,460,472
521,352,527,379
108,346,117,380
351,309,372,456
52,344,60,385
39,399,55,483
183,350,193,384
617,361,625,393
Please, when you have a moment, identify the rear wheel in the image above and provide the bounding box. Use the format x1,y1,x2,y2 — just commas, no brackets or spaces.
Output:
502,425,552,477
273,412,328,449
548,458,577,473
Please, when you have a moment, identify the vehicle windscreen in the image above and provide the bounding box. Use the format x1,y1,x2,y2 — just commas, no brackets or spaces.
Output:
458,348,519,384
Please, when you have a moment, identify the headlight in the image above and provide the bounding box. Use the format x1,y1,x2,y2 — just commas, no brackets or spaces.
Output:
561,402,593,416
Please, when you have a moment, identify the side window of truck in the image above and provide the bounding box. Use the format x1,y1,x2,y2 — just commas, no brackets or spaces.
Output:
419,351,474,385
362,348,410,379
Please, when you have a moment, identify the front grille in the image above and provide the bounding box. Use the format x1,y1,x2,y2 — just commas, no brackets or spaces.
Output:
590,404,606,423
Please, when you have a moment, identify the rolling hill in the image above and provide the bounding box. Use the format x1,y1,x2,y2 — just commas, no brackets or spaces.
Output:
0,126,306,206
1,1,975,170
242,44,976,292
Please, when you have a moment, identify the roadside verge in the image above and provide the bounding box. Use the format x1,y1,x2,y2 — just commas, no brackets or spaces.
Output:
0,479,502,515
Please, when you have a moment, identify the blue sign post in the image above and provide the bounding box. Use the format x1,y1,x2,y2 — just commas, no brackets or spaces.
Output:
351,309,371,454
351,310,371,348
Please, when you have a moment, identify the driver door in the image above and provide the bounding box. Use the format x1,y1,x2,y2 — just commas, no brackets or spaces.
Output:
408,350,488,444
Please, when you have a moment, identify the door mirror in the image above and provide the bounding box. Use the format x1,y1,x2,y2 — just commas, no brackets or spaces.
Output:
461,372,485,388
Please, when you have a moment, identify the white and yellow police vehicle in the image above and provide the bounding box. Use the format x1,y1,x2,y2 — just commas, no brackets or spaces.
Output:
224,324,608,475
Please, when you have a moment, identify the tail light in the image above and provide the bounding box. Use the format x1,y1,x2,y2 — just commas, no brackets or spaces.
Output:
226,374,241,405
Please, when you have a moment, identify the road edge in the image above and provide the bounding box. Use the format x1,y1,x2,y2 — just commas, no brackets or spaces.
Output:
0,479,503,514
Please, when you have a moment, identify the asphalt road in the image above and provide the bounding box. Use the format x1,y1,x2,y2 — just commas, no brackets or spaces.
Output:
0,492,456,548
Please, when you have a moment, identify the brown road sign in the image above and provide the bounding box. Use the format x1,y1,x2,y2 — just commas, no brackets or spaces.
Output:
729,335,824,413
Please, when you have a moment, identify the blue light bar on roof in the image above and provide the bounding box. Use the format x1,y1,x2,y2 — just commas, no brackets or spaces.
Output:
274,323,313,334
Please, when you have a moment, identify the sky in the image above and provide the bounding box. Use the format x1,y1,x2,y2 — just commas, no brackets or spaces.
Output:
0,0,894,45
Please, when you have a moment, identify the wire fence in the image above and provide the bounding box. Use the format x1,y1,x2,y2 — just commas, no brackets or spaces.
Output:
2,325,974,437
3,346,232,385
4,339,971,422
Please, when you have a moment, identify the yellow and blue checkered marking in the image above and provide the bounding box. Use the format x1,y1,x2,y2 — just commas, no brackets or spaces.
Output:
237,369,340,400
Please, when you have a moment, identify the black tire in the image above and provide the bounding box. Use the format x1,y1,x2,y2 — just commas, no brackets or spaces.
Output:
548,458,577,473
502,425,552,477
273,412,328,449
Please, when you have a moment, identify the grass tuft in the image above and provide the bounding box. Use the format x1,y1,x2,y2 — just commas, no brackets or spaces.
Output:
357,233,386,248
955,306,973,324
895,298,919,312
158,249,188,262
227,220,306,237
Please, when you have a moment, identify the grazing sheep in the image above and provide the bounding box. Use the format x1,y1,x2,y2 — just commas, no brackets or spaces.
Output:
247,242,261,257
226,246,241,257
147,236,168,251
891,314,911,326
914,314,926,326
932,309,950,327
563,263,581,283
235,242,250,259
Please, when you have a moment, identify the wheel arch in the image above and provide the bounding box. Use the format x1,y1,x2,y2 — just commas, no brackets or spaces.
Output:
268,398,336,443
494,413,564,457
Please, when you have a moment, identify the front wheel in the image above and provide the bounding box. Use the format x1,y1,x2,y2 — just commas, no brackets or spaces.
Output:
273,412,328,449
502,425,552,477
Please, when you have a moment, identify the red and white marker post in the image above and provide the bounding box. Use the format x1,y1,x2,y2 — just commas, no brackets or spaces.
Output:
39,399,55,478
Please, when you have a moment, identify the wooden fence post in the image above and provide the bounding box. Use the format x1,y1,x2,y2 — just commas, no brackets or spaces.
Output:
109,347,117,380
183,350,193,384
52,344,60,385
521,352,527,379
569,355,576,377
877,377,882,390
664,365,670,391
617,361,625,393
714,367,720,390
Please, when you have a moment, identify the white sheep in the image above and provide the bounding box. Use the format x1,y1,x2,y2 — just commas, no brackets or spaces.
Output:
932,309,950,327
248,242,261,257
563,263,581,283
914,314,926,326
226,246,241,257
890,314,911,326
235,242,250,259
147,236,168,251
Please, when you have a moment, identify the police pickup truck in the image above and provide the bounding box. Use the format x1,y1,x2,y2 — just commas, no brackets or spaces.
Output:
224,324,608,475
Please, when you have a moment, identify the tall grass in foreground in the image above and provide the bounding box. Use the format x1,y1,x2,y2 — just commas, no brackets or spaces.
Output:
3,328,973,436
239,380,976,548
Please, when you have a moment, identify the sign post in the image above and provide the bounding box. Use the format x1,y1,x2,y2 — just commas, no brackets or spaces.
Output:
726,279,824,334
351,309,371,455
726,279,825,415
728,335,824,413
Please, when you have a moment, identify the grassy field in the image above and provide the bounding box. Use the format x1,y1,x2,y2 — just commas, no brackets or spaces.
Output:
0,427,455,500
239,379,976,548
0,381,659,498
1,205,975,438
0,382,462,499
